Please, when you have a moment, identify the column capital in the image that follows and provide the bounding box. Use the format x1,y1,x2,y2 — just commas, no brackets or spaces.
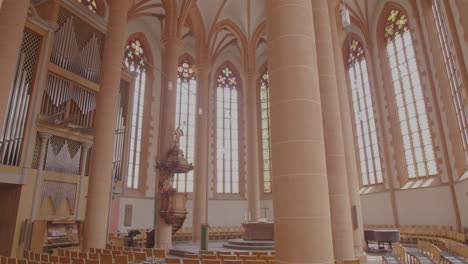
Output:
193,64,212,75
38,132,52,141
240,71,259,81
81,142,93,151
161,37,184,50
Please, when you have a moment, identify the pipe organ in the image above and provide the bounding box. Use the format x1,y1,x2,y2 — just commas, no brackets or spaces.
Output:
51,7,104,84
41,72,97,129
0,30,41,166
112,79,131,183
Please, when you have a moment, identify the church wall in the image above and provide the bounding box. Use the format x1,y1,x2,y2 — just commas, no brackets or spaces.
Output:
117,197,155,232
360,192,394,225
455,178,468,227
394,186,457,226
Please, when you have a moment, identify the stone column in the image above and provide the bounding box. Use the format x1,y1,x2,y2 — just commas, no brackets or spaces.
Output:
312,1,355,262
327,1,367,259
0,0,29,134
242,71,261,222
266,1,335,264
155,37,183,250
83,0,129,249
192,64,211,243
76,142,92,220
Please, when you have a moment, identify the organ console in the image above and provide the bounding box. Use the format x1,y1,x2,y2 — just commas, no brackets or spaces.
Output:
364,229,401,251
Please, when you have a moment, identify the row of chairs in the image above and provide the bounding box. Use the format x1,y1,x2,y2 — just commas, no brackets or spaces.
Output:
364,225,467,245
418,240,443,263
174,226,244,241
181,251,275,264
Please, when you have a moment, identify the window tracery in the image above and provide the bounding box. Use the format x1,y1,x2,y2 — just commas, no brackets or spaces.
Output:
348,39,383,185
174,59,196,192
385,9,438,178
216,66,240,194
259,71,272,192
124,38,148,189
77,0,97,13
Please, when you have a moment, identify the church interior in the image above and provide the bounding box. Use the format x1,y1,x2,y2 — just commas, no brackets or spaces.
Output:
0,0,467,264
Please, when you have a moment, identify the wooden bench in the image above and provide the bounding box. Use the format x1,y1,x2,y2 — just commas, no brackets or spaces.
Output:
440,251,468,264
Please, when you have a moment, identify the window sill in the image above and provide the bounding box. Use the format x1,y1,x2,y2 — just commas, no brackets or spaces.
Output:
360,184,387,195
399,175,440,190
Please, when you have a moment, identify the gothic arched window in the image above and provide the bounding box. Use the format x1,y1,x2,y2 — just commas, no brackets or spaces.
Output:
216,66,240,194
174,59,196,192
348,39,383,185
124,39,148,189
385,9,437,178
259,71,272,192
432,0,468,163
77,0,97,13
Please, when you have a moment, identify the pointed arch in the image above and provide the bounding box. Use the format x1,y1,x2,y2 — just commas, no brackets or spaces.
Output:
214,61,242,195
376,3,438,180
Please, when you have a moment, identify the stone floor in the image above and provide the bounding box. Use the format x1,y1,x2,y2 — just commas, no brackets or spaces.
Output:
171,241,385,264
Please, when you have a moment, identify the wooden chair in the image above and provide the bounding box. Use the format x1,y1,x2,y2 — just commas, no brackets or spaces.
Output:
79,253,88,259
41,255,50,262
33,253,40,262
113,255,128,264
102,250,111,255
89,249,96,254
85,259,99,264
143,249,153,258
7,258,17,264
165,258,181,264
220,256,237,261
245,260,266,264
59,257,71,264
70,252,79,259
17,260,27,264
202,260,221,264
200,251,215,255
183,259,200,264
234,253,249,257
239,256,257,264
216,252,231,257
88,254,99,260
184,255,199,260
99,255,112,264
221,260,242,264
71,259,85,264
200,255,217,260
251,253,267,257
122,251,134,261
343,259,360,264
153,249,166,259
258,256,274,263
95,249,103,255
50,256,59,263
134,252,147,262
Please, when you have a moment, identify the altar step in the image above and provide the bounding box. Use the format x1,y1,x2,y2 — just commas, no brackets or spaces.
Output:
223,239,275,250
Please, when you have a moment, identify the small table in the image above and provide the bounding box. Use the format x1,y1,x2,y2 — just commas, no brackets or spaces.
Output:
242,222,274,241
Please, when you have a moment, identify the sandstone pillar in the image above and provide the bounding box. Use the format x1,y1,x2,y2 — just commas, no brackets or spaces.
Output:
266,1,334,263
83,0,129,249
327,1,367,259
155,37,183,250
312,1,355,262
192,64,211,243
243,71,261,222
0,0,29,134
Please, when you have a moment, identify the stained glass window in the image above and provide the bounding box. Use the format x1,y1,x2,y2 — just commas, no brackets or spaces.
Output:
432,0,468,163
216,66,240,194
77,0,97,13
124,39,148,189
385,9,438,178
348,39,383,185
174,59,196,192
259,71,272,192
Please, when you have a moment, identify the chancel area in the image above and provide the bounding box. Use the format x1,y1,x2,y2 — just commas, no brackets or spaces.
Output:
0,0,467,264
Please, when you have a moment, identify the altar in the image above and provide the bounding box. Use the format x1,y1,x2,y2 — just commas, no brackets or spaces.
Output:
242,222,274,241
